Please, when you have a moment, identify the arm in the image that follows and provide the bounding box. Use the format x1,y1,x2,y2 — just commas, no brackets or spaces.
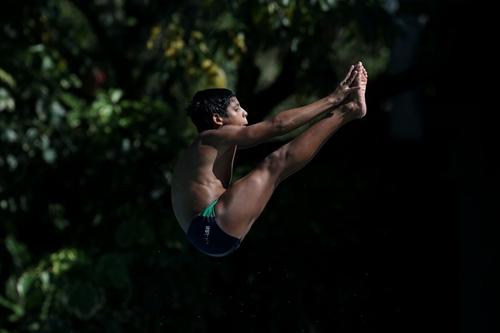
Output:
203,64,360,148
235,97,339,150
272,95,341,133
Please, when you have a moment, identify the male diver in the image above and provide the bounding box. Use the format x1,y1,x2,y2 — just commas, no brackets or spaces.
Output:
171,62,368,257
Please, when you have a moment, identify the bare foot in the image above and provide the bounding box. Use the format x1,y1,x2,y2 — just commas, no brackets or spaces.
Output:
340,62,368,120
354,63,368,118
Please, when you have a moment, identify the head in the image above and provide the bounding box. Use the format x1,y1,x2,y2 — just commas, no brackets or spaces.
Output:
186,88,248,132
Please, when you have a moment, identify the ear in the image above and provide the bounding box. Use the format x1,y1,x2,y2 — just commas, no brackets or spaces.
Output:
212,114,224,127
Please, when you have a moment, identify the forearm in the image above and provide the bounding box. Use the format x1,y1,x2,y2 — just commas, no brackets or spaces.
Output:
272,94,341,134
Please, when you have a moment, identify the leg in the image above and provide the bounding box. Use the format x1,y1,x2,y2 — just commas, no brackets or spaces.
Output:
216,65,368,240
215,104,354,240
277,63,367,183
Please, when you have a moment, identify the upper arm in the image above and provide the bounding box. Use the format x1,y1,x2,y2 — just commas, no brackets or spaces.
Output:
202,119,281,148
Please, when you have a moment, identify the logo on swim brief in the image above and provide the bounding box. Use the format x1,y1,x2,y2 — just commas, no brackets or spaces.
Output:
203,225,210,244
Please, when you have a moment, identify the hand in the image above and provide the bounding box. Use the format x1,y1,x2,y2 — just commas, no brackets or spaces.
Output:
328,63,361,106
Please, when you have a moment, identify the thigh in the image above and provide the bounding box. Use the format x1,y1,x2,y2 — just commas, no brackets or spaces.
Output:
215,162,281,240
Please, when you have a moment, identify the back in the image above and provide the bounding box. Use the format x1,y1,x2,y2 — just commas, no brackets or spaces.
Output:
170,134,236,233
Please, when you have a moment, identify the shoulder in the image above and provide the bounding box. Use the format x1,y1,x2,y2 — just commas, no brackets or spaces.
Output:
199,125,243,145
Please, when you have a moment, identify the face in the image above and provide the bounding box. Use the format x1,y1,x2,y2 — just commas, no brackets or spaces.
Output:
220,97,248,126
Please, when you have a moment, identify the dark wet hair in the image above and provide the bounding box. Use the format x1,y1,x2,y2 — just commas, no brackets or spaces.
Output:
186,88,235,132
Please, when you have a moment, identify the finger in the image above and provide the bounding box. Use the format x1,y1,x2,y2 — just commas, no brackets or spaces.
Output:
346,70,359,86
342,65,356,85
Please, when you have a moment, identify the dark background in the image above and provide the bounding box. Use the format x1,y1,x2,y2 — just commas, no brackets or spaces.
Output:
1,1,497,332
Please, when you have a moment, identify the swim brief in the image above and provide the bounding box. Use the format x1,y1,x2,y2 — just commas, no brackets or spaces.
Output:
186,199,241,257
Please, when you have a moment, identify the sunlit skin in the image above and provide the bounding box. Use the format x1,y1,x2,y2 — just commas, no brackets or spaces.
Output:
171,62,368,242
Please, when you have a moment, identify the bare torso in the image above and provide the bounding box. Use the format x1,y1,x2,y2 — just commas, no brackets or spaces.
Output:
171,135,236,233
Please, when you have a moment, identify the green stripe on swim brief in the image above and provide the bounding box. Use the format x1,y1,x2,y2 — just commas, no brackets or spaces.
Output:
200,199,218,218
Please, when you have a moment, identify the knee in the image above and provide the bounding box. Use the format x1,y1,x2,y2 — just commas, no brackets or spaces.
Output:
262,148,288,173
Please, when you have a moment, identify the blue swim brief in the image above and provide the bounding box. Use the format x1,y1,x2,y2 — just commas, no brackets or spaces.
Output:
186,199,241,257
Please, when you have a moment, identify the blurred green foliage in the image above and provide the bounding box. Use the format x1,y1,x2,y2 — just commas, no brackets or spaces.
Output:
1,0,393,331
